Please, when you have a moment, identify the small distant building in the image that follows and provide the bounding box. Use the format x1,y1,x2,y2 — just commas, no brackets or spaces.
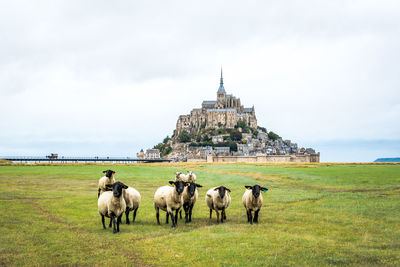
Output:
257,132,267,140
242,133,252,140
136,149,145,159
305,148,316,155
214,147,230,156
146,149,161,159
200,146,213,158
212,136,224,144
137,148,161,159
237,143,253,155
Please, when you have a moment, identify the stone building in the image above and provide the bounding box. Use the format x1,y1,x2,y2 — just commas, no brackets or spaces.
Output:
137,149,161,159
175,69,257,136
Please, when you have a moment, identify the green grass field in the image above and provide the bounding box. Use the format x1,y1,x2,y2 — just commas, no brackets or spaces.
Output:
0,163,399,266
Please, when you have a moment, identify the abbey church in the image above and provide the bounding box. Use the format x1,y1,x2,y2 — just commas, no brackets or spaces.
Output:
175,70,258,136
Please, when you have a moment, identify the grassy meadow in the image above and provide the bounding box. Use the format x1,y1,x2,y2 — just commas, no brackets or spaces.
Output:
0,162,399,266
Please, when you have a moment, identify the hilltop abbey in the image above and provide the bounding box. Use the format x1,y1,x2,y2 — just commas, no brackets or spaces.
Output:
175,69,257,136
144,69,320,163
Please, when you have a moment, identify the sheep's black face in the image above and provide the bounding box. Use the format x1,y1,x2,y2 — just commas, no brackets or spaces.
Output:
104,169,115,178
187,182,203,197
218,187,226,199
112,182,128,198
215,186,230,199
252,185,261,198
245,185,268,198
174,181,186,194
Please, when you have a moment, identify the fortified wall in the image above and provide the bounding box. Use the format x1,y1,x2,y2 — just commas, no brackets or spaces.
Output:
186,153,320,163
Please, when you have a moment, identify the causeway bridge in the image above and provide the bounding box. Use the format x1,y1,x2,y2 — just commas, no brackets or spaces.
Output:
0,156,172,163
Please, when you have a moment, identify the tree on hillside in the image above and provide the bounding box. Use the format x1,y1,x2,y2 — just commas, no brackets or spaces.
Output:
179,130,191,143
268,131,281,141
163,136,170,144
230,129,242,141
257,126,267,133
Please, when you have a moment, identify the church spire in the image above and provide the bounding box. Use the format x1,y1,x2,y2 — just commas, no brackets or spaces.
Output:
220,67,223,85
217,67,226,93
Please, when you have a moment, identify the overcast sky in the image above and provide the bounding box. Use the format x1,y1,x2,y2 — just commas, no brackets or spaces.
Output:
1,0,399,162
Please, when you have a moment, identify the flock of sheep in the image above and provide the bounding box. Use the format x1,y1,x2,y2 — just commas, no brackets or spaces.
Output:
97,169,268,233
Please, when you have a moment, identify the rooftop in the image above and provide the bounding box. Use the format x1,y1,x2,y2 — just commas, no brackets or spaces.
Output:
207,108,236,112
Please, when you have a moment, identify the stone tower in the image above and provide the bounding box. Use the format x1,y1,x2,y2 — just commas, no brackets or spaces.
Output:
217,68,226,107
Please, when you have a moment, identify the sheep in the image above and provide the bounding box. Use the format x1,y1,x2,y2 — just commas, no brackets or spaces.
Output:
154,180,188,228
123,186,141,224
175,172,187,182
205,186,231,223
180,182,203,223
98,181,128,233
242,185,268,224
98,170,115,198
185,171,196,182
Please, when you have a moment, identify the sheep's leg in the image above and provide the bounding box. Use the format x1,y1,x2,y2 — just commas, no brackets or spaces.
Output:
109,218,112,228
112,216,117,234
179,209,182,219
224,210,227,220
170,211,176,228
249,209,253,225
132,208,138,223
101,215,106,230
166,212,169,224
117,215,122,232
209,209,212,219
184,204,189,223
221,208,225,223
175,209,179,226
215,210,220,223
98,189,101,198
125,209,130,225
189,204,194,222
156,207,160,225
246,210,251,222
254,210,259,223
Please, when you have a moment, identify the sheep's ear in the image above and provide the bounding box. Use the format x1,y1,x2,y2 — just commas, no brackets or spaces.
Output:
245,185,252,190
261,187,268,192
213,187,220,191
103,170,107,173
169,181,175,185
195,184,203,188
225,187,231,192
122,184,128,189
185,182,190,186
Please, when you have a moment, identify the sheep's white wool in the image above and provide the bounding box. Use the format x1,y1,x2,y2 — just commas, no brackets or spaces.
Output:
123,187,141,211
242,189,263,211
154,185,183,214
98,176,115,197
98,191,126,218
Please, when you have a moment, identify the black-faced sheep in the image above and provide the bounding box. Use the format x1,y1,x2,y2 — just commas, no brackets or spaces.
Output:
181,182,202,223
205,186,231,223
154,180,187,228
98,181,128,233
97,170,115,198
242,185,268,224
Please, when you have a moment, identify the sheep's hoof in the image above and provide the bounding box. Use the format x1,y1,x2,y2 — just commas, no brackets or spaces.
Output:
126,222,130,225
171,225,176,229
